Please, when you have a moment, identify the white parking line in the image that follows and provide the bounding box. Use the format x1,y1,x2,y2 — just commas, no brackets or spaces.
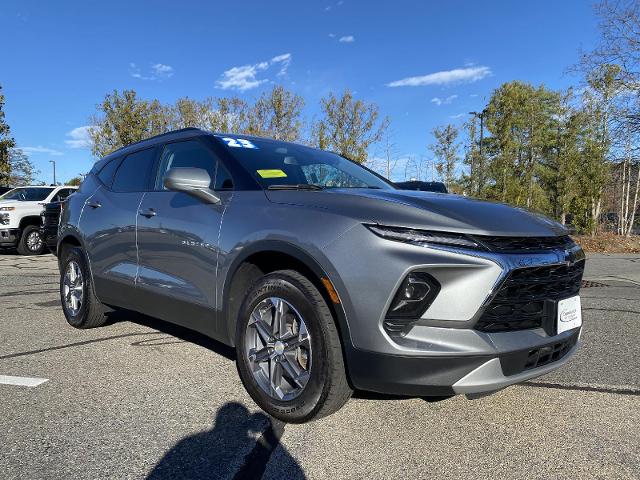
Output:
0,375,49,387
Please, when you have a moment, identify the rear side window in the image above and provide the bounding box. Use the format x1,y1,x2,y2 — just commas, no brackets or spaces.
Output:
112,148,156,192
97,158,121,187
155,139,228,190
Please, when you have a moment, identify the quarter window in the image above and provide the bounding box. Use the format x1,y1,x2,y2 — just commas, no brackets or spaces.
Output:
214,162,234,190
112,148,156,192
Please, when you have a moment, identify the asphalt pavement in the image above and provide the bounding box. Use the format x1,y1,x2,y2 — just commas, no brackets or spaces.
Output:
0,252,638,479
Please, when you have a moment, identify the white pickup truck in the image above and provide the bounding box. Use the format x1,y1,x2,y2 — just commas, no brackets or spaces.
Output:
0,185,77,255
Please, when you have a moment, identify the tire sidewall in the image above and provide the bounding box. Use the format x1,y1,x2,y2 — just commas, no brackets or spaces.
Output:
60,247,90,327
236,274,331,422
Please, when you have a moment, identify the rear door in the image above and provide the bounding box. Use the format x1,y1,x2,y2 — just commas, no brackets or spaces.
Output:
135,138,234,338
80,147,157,307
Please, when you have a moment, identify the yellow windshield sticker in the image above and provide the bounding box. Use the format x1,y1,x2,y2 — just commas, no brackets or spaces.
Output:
257,169,287,179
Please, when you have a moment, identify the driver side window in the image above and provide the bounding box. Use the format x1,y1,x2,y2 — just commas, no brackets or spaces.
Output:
155,139,233,191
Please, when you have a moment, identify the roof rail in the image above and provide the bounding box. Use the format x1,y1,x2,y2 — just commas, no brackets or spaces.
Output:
106,127,206,157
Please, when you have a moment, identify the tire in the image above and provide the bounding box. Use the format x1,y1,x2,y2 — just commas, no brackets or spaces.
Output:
235,270,352,423
59,246,108,329
16,225,45,255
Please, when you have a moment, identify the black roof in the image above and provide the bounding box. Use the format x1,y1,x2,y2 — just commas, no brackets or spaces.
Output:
101,128,207,160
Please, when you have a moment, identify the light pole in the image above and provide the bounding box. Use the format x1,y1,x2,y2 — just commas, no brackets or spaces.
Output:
468,110,485,157
49,160,56,185
468,110,486,195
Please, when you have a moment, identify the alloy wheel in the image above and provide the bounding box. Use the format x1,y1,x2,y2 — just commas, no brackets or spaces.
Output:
245,297,312,401
63,260,84,316
26,231,43,252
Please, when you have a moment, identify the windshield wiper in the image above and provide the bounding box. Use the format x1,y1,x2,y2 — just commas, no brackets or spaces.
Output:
325,185,382,189
267,184,324,191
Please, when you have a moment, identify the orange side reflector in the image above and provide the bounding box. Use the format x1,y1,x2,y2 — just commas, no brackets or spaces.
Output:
321,277,341,304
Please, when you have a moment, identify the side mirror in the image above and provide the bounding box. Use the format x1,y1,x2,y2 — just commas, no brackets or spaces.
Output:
163,167,221,204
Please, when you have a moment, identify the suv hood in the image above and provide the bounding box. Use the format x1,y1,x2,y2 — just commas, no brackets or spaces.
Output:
265,189,568,237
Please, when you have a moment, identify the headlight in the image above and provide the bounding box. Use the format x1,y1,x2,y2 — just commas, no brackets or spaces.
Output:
365,224,482,250
0,206,15,212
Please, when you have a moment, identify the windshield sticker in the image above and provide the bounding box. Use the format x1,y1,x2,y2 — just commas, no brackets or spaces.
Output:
257,169,287,179
220,137,258,149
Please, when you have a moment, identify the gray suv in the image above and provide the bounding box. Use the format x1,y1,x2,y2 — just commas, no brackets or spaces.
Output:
58,128,585,422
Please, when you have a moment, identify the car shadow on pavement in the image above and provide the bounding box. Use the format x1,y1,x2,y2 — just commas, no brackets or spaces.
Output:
106,309,236,360
146,402,305,480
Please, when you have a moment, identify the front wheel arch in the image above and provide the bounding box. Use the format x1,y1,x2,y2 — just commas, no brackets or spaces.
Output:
222,242,353,351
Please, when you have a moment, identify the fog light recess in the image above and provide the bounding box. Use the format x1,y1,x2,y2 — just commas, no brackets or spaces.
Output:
386,272,441,319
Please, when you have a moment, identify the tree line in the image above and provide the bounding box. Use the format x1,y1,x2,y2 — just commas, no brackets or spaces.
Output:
410,1,640,236
88,87,387,165
0,0,637,235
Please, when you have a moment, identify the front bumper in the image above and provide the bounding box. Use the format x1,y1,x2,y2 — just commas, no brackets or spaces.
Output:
0,228,20,247
323,224,585,397
348,328,580,397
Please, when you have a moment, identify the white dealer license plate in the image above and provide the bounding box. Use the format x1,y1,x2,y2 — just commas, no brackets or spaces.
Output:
557,296,582,334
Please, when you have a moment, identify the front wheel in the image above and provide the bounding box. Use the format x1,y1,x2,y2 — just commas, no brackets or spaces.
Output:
235,270,352,423
16,225,45,255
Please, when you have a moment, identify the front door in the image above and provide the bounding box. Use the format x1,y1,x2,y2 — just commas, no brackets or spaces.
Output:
135,138,234,339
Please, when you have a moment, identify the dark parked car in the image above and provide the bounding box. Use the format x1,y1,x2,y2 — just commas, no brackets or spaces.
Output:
58,128,585,423
41,201,64,254
395,180,448,193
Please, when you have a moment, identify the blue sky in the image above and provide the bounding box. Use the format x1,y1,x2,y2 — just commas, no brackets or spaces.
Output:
2,0,599,183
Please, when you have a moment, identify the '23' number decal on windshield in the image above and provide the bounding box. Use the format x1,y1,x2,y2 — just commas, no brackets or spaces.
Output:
221,137,258,149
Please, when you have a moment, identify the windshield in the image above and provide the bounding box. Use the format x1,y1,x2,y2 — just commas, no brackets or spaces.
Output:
216,136,394,190
0,187,55,201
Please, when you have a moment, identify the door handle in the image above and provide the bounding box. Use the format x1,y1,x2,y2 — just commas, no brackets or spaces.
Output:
138,208,157,218
86,200,102,209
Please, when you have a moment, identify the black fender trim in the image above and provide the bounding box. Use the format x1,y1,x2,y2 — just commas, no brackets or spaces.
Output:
56,231,85,268
221,240,357,375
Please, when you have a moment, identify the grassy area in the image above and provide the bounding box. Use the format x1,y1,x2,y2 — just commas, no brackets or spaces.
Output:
574,233,640,253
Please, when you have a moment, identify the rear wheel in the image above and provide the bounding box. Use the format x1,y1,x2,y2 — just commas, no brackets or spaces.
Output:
235,270,352,423
17,225,45,255
59,246,108,329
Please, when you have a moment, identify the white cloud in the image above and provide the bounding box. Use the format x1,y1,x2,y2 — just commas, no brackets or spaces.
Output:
339,35,355,43
328,33,336,38
430,94,458,106
215,53,292,91
130,62,174,81
271,53,292,76
449,113,467,119
65,126,93,149
152,63,174,77
21,146,63,156
386,65,492,87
